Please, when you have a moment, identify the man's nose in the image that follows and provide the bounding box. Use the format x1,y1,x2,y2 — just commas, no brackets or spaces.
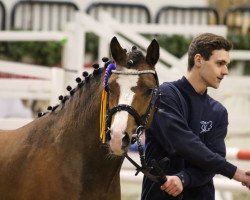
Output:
222,65,229,75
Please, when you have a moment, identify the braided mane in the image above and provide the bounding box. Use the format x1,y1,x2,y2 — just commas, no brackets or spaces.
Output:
37,58,110,118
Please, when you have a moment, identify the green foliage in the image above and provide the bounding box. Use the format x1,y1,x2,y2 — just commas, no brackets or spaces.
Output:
0,40,66,66
0,33,99,66
228,34,250,50
156,35,192,58
85,32,99,60
227,34,250,75
244,61,250,75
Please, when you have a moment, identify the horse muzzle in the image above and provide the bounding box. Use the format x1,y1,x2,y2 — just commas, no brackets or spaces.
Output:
106,129,131,156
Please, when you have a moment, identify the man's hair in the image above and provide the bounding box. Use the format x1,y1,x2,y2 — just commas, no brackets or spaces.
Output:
188,33,233,71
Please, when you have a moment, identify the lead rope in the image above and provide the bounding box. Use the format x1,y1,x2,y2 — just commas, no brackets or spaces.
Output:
127,126,152,177
134,126,147,173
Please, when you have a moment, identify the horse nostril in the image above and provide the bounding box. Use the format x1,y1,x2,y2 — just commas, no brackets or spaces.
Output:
106,130,111,142
122,132,130,150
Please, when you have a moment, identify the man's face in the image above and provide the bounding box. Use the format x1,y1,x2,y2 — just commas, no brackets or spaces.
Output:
200,49,230,89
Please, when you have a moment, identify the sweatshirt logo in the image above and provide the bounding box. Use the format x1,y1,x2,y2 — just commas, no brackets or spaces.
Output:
200,121,212,133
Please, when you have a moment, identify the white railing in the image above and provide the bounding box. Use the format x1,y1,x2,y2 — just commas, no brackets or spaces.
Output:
0,15,88,104
0,61,64,130
0,25,81,128
0,31,66,41
0,60,64,104
0,20,84,87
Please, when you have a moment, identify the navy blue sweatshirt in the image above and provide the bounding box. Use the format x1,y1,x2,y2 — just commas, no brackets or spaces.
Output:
141,76,237,200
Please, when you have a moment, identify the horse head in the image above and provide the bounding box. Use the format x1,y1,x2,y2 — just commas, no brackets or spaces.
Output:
103,37,159,156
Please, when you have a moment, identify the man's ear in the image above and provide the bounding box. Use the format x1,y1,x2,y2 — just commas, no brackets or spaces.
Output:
194,54,203,68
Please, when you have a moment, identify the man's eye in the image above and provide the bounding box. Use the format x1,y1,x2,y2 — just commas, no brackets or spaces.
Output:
217,61,227,66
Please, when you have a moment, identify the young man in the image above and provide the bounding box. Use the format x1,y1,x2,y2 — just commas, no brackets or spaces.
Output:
141,33,250,200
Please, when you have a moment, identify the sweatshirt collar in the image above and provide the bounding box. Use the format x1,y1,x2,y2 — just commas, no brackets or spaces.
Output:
180,76,207,97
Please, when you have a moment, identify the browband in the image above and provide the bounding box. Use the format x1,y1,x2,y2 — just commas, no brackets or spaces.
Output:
111,69,156,75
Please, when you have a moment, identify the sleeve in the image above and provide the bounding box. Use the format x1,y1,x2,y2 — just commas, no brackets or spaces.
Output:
175,109,229,188
175,168,214,188
152,84,236,179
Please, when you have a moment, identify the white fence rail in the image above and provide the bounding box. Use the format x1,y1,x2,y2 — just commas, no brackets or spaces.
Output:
0,60,65,104
0,20,84,87
0,31,66,41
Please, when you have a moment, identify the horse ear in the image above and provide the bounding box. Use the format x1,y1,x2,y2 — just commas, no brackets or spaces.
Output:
110,37,126,63
146,39,159,67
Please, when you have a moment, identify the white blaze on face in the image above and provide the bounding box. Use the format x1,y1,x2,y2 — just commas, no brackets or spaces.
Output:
110,69,139,153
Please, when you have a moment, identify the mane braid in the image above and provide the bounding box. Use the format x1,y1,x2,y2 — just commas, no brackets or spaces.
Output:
37,67,106,118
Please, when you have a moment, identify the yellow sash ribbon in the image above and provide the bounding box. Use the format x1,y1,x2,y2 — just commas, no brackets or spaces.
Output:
100,89,107,143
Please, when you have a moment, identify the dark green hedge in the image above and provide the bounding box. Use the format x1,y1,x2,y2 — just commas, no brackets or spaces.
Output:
0,40,65,66
0,33,99,67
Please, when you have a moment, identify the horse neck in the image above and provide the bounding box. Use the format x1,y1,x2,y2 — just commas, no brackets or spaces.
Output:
27,69,123,199
23,72,102,151
59,70,124,198
55,71,105,150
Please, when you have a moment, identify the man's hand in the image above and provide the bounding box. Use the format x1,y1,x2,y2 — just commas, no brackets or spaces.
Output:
160,175,183,197
243,171,250,189
233,169,250,190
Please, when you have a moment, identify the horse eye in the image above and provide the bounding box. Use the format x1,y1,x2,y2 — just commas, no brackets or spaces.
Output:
144,88,153,96
109,87,117,96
